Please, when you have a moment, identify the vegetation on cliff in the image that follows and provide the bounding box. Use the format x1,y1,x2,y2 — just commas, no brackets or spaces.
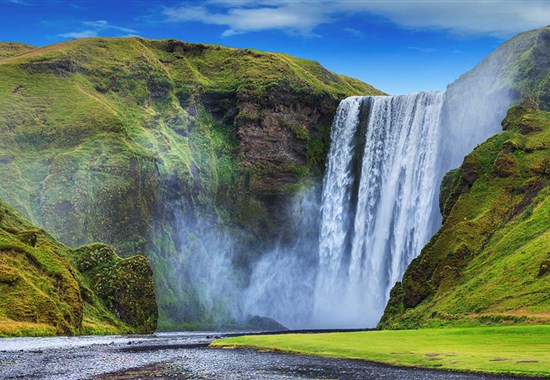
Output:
379,100,550,329
444,25,550,111
0,37,382,328
0,197,157,337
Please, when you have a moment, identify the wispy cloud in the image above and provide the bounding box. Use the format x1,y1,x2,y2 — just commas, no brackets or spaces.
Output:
58,20,137,40
351,0,550,38
163,3,327,37
58,30,98,39
408,46,437,53
344,28,365,39
83,20,137,34
161,0,550,38
6,0,31,5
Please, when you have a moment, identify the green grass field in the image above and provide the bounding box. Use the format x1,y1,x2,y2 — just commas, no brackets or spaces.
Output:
212,325,550,377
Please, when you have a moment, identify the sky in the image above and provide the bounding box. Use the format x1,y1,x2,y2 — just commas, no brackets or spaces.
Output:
1,0,549,95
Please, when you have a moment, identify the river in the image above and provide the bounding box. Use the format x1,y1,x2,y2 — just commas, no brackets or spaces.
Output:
0,331,531,379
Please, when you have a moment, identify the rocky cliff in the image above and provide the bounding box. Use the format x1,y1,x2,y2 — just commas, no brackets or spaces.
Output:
0,37,383,328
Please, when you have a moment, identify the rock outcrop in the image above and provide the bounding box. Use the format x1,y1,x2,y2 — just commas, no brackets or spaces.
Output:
0,198,157,336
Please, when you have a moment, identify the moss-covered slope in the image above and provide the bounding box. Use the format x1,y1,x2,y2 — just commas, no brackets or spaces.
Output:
445,25,550,110
0,42,34,59
380,100,550,329
0,197,157,337
0,37,383,327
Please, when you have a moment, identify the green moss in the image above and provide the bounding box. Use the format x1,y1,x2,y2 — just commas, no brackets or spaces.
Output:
439,168,461,222
73,244,158,333
0,198,157,337
380,104,550,329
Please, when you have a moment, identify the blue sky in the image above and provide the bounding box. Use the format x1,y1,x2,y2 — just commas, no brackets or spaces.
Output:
1,0,549,94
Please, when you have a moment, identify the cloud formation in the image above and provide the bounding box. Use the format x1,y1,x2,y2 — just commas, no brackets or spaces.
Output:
162,0,550,38
6,0,30,5
163,3,327,37
83,20,137,34
58,30,98,39
344,28,365,39
358,0,550,37
58,20,137,40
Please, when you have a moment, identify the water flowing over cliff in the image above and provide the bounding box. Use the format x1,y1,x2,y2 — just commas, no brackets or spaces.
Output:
312,93,445,327
244,93,446,328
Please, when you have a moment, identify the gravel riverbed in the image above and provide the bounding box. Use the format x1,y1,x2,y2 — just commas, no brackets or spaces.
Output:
0,332,532,379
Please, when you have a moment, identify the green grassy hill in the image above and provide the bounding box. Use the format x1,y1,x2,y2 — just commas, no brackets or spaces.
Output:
380,99,550,329
446,25,550,107
0,42,34,59
0,197,157,337
0,37,383,328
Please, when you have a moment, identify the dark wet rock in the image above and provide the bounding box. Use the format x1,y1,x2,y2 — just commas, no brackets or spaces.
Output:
247,315,288,331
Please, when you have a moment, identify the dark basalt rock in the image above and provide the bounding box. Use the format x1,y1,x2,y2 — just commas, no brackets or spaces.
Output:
247,315,288,331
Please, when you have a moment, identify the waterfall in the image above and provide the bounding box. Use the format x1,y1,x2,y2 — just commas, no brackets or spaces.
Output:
312,92,445,328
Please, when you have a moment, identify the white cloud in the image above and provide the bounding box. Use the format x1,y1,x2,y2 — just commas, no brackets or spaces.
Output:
347,0,550,37
344,28,365,39
408,46,437,53
162,0,550,38
58,20,137,40
58,30,98,39
83,20,137,34
7,0,30,5
163,2,327,37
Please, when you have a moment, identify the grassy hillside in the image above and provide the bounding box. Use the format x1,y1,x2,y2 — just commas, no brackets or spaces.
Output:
445,25,550,110
0,42,34,59
380,99,550,329
0,37,383,328
0,197,157,336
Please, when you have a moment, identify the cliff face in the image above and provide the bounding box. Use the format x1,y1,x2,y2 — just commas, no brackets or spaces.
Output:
439,26,550,180
379,101,550,329
0,197,157,336
0,37,383,327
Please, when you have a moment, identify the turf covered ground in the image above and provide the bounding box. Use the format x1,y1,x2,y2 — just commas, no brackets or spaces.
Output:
211,325,550,377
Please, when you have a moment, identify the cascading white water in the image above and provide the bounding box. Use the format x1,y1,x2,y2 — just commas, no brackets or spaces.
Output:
312,92,445,328
243,86,511,329
314,96,363,310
